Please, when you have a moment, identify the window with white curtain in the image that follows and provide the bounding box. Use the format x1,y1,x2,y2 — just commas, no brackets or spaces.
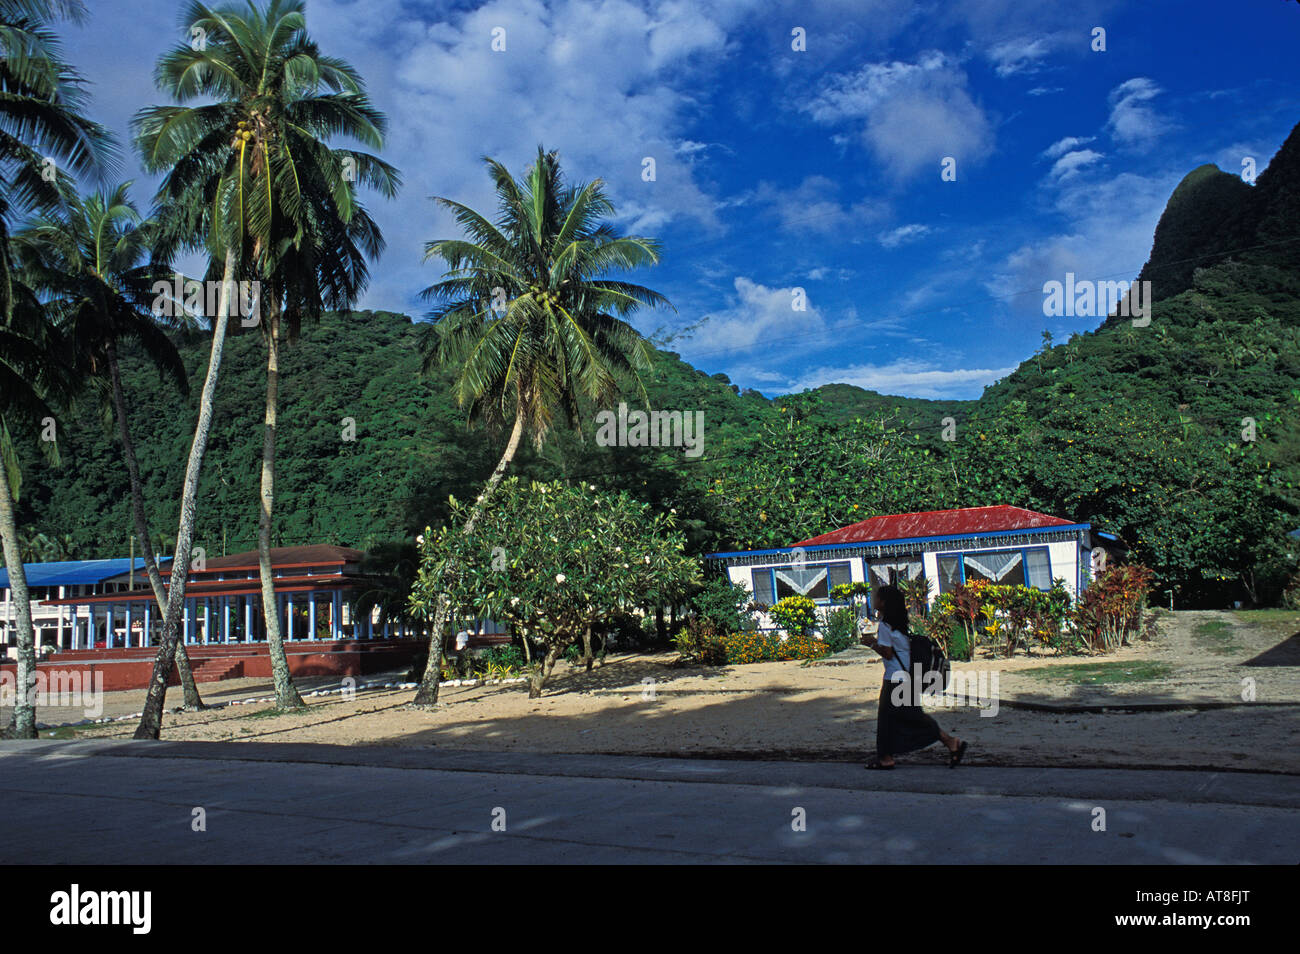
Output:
751,561,853,605
936,546,1054,591
964,549,1024,584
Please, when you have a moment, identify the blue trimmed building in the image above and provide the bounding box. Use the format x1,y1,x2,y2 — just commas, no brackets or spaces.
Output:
707,505,1122,626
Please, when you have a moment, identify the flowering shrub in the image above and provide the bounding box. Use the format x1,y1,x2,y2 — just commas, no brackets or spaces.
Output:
1071,564,1155,650
927,578,1083,659
410,478,700,697
981,581,1072,657
770,594,818,637
679,627,834,665
774,630,832,662
716,629,831,664
716,630,777,664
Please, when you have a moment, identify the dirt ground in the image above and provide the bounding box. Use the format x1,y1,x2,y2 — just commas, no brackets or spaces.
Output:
16,609,1300,774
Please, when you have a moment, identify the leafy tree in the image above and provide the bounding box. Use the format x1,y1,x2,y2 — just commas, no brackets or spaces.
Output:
707,400,936,550
410,479,699,697
687,574,755,634
410,146,670,705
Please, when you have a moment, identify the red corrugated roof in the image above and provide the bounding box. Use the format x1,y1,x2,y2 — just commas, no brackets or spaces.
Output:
793,505,1076,548
156,545,362,577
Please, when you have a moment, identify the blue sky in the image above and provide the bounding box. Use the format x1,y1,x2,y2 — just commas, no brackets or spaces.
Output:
62,0,1300,399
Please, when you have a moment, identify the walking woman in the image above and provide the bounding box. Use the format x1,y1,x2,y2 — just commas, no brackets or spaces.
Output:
861,584,968,769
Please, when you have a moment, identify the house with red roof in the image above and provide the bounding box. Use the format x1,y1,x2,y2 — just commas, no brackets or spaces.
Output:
707,505,1121,626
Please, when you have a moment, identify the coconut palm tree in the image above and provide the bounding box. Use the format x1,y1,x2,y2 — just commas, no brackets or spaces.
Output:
13,183,212,709
1,0,110,738
252,145,394,710
410,146,670,706
0,280,76,737
0,0,107,320
130,0,397,731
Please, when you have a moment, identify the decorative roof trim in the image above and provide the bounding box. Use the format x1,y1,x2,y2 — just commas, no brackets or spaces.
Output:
707,526,1089,567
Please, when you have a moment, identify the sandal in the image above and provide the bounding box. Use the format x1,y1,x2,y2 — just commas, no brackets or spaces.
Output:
865,760,896,770
948,740,968,768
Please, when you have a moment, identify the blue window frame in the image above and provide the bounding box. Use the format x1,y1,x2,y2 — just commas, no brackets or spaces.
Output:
751,561,853,607
936,546,1054,593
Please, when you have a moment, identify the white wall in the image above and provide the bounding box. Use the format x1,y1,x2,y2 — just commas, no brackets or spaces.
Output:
720,535,1085,628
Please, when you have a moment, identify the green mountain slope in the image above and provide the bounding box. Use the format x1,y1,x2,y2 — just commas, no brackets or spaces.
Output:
9,312,784,559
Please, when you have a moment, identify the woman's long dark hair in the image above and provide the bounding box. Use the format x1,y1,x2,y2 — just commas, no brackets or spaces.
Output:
875,584,909,635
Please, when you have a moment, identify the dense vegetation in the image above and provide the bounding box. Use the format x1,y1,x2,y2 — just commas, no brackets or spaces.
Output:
9,121,1300,607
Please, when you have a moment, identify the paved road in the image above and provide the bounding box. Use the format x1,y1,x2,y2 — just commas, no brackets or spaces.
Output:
0,741,1295,863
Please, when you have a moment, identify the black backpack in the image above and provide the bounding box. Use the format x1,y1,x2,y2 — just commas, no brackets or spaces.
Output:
906,632,951,695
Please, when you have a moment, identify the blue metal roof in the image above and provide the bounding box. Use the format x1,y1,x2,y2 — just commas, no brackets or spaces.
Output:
0,558,162,589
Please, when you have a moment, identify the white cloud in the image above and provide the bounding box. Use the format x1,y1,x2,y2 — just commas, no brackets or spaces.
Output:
749,175,883,236
1107,77,1172,149
784,359,1015,400
807,266,855,281
263,0,762,312
806,51,994,180
1042,135,1095,160
987,36,1055,77
878,223,932,248
690,277,828,355
986,170,1178,318
1048,149,1104,180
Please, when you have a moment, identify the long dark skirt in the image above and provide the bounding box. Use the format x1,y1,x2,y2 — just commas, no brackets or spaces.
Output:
876,680,942,757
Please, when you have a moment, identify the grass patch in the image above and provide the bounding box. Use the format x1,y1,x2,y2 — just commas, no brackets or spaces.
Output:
1193,618,1240,655
1235,609,1300,625
1022,661,1174,686
240,707,290,720
41,725,83,740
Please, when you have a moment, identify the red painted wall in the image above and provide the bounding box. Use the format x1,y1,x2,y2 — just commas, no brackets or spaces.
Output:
0,639,424,692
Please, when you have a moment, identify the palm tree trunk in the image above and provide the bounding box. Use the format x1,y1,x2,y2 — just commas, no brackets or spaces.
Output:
0,459,37,738
411,408,526,707
134,249,236,740
257,302,302,709
107,341,204,710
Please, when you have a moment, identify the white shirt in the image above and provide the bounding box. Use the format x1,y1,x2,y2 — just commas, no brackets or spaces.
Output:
454,631,470,651
877,621,911,683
